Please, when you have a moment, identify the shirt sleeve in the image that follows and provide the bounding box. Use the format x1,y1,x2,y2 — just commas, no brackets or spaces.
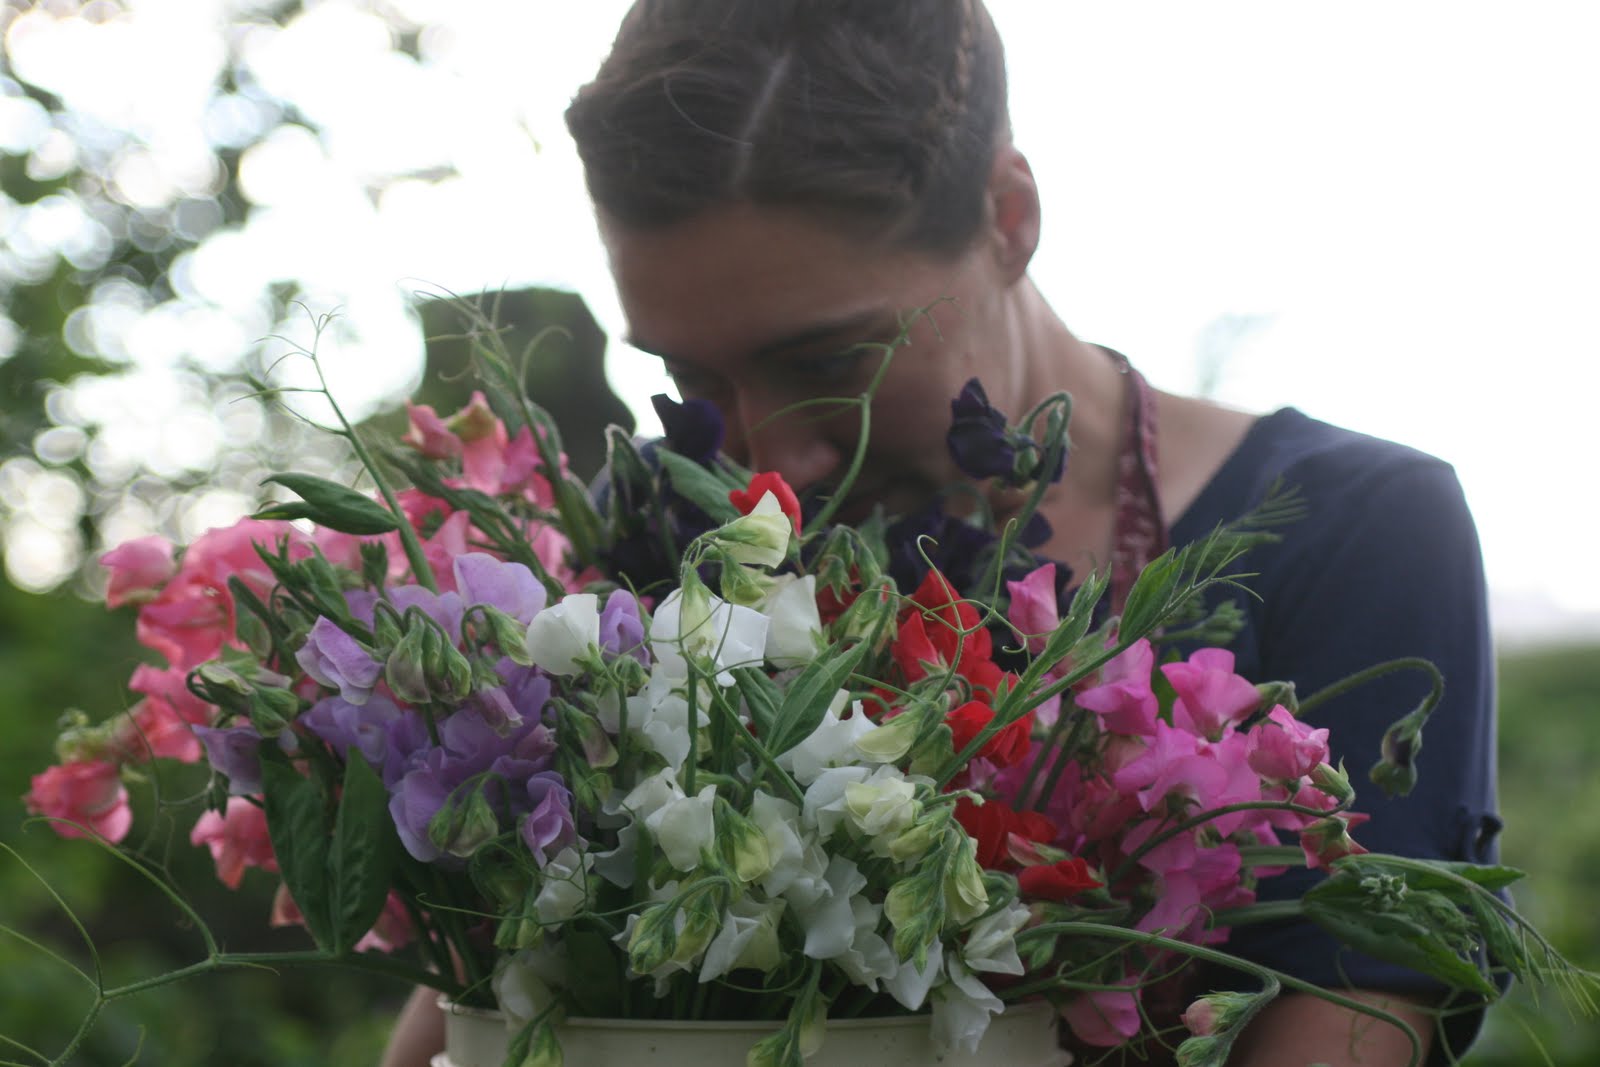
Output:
1210,457,1503,1058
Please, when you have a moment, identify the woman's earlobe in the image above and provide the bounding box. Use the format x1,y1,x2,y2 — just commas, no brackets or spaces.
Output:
988,145,1041,283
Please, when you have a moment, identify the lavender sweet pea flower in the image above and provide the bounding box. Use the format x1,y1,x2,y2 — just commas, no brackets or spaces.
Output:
389,585,465,643
521,772,576,866
453,553,547,625
947,379,1015,480
598,589,651,667
390,749,454,862
380,709,433,789
302,693,405,768
295,617,382,705
193,724,264,795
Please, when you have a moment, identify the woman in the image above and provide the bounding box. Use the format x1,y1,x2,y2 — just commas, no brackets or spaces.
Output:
385,2,1499,1063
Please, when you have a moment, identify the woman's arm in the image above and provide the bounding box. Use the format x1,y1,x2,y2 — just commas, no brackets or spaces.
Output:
379,986,445,1067
1229,991,1436,1067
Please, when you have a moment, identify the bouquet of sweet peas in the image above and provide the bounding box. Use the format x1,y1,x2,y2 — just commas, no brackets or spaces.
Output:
24,328,1587,1067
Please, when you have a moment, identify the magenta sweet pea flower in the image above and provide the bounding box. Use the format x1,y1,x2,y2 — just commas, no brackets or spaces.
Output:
1060,979,1142,1047
296,617,383,705
1075,639,1159,736
1005,562,1059,653
1161,648,1261,740
1246,705,1331,782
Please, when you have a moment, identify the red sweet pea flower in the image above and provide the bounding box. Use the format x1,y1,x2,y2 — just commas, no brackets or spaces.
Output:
1017,856,1103,900
946,701,1035,768
955,795,1058,868
907,569,993,664
729,471,802,531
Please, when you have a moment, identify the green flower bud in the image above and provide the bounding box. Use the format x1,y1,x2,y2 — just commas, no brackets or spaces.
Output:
247,686,300,737
427,781,501,859
1256,679,1298,715
715,800,773,883
359,541,390,591
943,832,989,923
1309,760,1356,805
385,622,432,705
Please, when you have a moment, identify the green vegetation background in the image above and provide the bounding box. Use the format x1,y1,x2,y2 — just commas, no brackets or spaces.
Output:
2,570,1594,1064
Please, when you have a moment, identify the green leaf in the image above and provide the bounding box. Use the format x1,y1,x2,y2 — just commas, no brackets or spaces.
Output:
262,758,335,950
1117,549,1182,637
328,752,399,954
657,451,741,523
1301,878,1497,996
732,666,782,738
256,473,400,535
766,640,870,757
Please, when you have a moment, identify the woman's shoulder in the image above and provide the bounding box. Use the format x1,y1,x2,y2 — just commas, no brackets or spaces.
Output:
1174,406,1464,541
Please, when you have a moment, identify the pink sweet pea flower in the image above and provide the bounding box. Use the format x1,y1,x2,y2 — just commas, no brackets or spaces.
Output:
1075,638,1159,736
1005,562,1058,653
353,891,415,953
1060,980,1143,1047
402,400,463,460
26,761,133,842
136,519,305,670
114,698,202,764
1110,720,1229,812
1246,706,1331,782
190,797,278,889
128,664,214,725
1300,813,1371,871
1162,648,1261,740
100,535,176,609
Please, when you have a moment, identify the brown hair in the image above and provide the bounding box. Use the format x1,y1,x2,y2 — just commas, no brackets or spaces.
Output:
564,0,1010,254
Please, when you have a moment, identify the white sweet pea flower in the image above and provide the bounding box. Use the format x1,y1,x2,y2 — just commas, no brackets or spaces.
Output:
843,765,921,842
885,950,944,1012
534,846,594,924
788,855,868,959
524,593,600,675
802,765,872,841
758,573,823,668
780,693,881,786
647,784,718,871
831,896,899,990
961,901,1030,976
852,708,922,763
698,896,786,982
625,670,710,771
591,819,639,889
931,951,1004,1054
714,490,792,568
621,766,686,823
651,583,770,685
749,792,807,895
492,942,570,1030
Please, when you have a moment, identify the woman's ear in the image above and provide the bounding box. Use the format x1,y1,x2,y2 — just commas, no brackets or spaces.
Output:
986,144,1041,284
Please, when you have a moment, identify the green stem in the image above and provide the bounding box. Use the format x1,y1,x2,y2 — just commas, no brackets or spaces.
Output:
1297,657,1442,718
1011,921,1426,1067
308,349,437,593
1208,899,1304,928
1109,798,1351,885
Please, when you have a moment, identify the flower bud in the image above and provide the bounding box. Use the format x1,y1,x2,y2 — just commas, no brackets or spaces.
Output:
359,540,390,590
1300,814,1370,870
715,799,774,883
247,686,302,738
712,491,792,569
427,782,500,859
1255,679,1298,715
943,832,990,923
1309,760,1356,805
385,622,432,705
482,605,535,667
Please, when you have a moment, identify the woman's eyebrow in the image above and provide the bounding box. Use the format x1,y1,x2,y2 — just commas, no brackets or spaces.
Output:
625,309,891,366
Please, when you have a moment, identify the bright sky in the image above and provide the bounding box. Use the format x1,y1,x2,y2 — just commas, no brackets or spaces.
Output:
3,1,1597,637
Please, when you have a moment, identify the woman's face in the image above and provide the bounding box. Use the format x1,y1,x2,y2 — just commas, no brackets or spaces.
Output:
601,204,1026,522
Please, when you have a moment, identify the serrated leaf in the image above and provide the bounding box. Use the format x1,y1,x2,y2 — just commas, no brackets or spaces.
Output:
328,752,398,954
657,451,741,523
262,758,334,950
766,640,870,757
256,473,400,535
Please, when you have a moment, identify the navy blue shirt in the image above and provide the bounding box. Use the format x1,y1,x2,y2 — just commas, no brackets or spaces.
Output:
1173,407,1501,1055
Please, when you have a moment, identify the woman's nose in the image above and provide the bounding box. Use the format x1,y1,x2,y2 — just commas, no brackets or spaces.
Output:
732,390,844,491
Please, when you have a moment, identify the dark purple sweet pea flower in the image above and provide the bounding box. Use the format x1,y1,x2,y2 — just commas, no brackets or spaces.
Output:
947,379,1015,480
301,693,405,769
521,772,576,866
295,617,383,705
452,553,546,625
193,724,264,795
652,393,724,465
598,589,650,667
